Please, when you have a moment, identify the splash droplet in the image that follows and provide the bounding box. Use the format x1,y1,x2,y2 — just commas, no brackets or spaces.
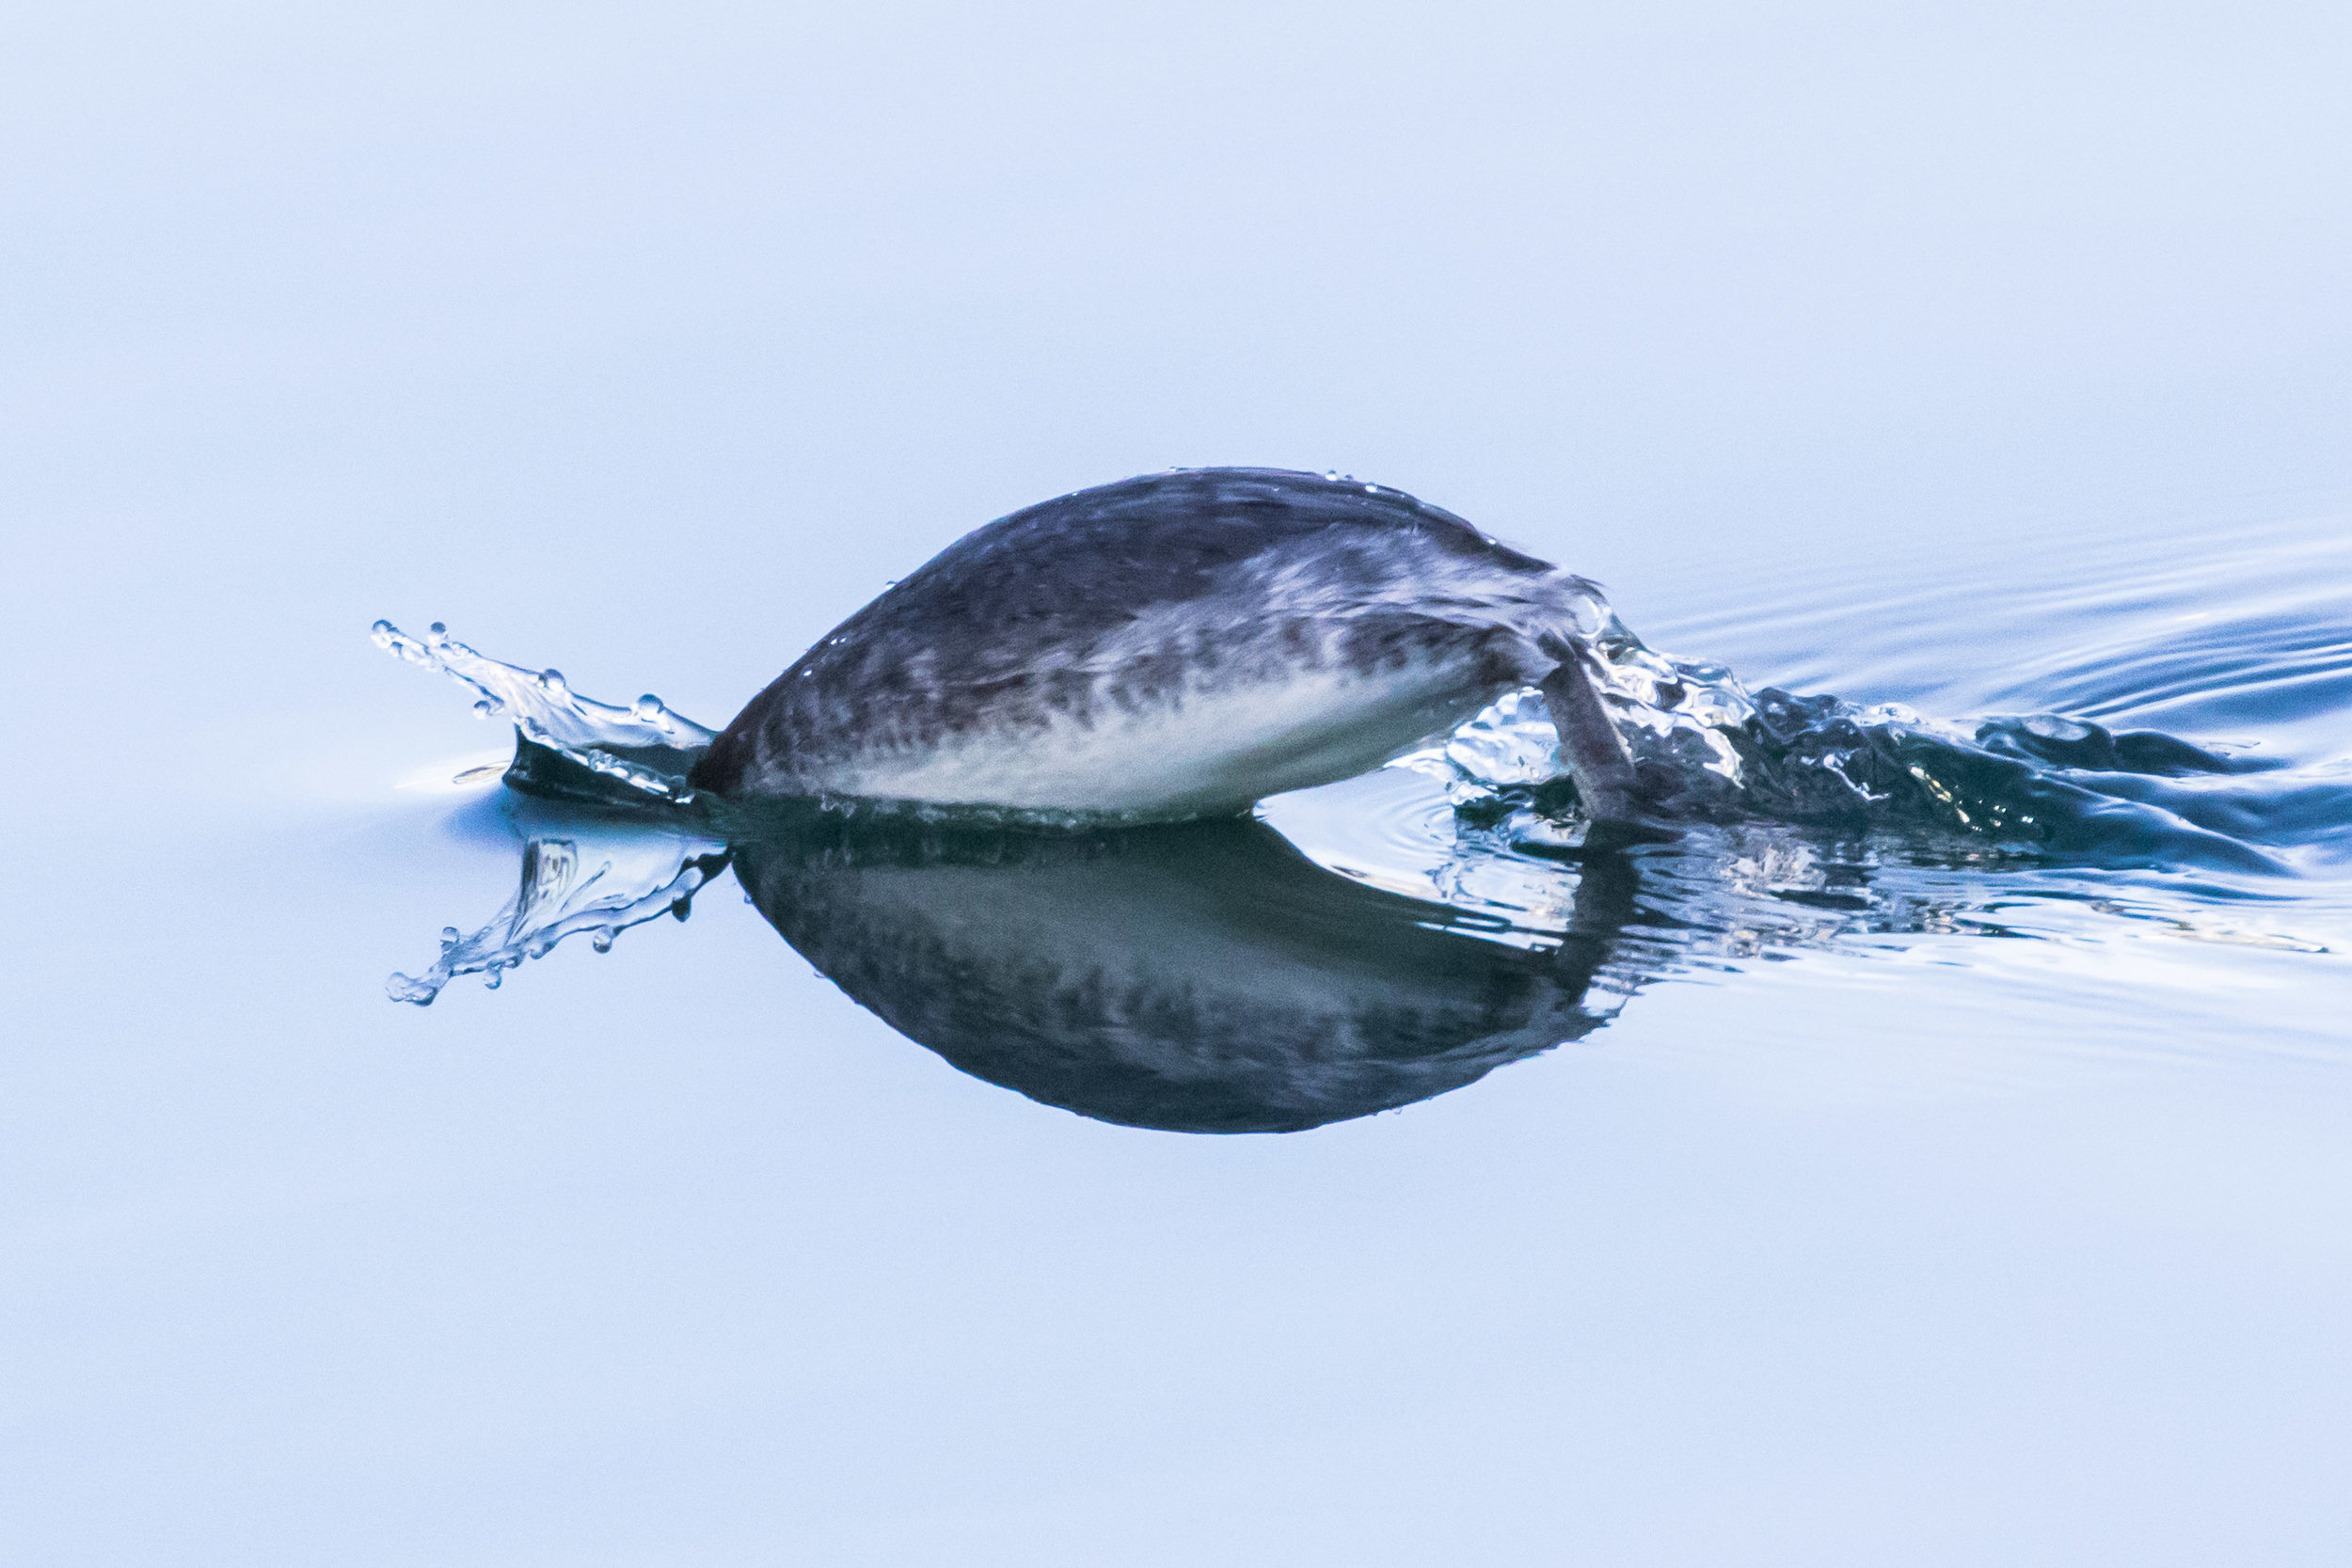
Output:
472,698,501,719
632,694,665,722
440,926,460,946
386,973,437,1005
591,928,615,953
539,669,566,695
428,621,448,640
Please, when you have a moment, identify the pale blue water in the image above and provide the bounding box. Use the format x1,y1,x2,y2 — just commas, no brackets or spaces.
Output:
8,6,2352,1565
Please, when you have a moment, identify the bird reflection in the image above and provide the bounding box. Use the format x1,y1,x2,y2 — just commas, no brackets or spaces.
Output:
733,815,1641,1132
395,760,1647,1132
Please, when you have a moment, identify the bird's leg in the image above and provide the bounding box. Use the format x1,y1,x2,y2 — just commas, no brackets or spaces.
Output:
1539,638,1644,823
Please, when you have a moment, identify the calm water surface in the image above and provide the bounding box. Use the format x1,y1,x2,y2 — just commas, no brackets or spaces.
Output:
8,6,2352,1565
14,515,2352,1568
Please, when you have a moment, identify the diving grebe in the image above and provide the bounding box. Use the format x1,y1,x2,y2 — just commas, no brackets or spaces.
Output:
691,467,1641,821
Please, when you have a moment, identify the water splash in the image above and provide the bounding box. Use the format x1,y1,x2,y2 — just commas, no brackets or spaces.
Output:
1406,610,2330,877
1400,615,1763,808
372,620,715,802
388,811,729,1005
1267,761,2338,990
1326,515,2352,982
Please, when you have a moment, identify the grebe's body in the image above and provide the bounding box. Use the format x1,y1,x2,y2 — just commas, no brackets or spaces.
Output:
691,468,1637,820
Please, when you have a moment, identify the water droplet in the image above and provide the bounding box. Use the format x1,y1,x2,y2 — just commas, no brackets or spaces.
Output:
1323,470,1340,482
472,698,500,719
484,971,502,990
440,926,460,946
386,973,437,1005
632,694,664,722
539,669,566,694
1363,483,1378,494
370,619,394,641
591,929,615,953
428,621,447,639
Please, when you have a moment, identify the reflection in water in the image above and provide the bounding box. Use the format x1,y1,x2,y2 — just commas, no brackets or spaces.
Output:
733,814,1637,1132
399,746,1653,1132
392,738,2043,1132
389,803,728,1005
392,729,2342,1130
